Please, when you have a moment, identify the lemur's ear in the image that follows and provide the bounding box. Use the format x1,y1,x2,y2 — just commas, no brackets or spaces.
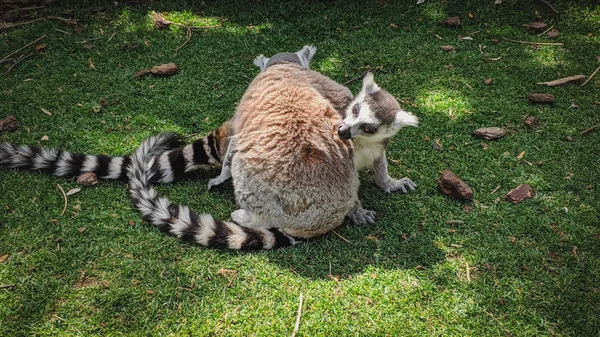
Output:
253,55,270,72
393,109,419,129
295,45,317,68
362,72,380,95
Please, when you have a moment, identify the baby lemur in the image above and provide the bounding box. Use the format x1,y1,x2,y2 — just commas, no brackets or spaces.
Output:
128,46,418,250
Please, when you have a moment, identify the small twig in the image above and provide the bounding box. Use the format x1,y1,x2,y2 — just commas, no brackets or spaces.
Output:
538,0,559,14
501,37,563,46
290,292,303,337
54,28,71,35
538,25,554,36
57,184,68,216
107,32,117,42
7,53,34,73
79,37,102,43
478,44,502,61
0,284,16,289
343,71,367,86
175,26,192,52
537,74,586,86
581,65,600,87
332,230,353,245
0,58,15,64
1,35,46,62
46,16,78,25
581,124,600,135
490,185,501,194
0,18,45,31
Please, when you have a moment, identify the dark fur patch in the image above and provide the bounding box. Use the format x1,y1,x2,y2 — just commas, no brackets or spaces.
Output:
268,228,292,249
96,155,112,177
119,156,131,180
168,149,186,180
192,139,209,164
206,134,220,162
68,153,87,176
208,220,231,247
241,227,265,250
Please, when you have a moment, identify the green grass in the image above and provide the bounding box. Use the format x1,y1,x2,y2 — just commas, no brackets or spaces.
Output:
1,0,599,336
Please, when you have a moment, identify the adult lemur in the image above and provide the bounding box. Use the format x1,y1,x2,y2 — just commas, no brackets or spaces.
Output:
127,47,418,250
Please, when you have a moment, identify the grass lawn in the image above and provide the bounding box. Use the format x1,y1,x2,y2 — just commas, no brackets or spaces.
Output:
1,0,599,335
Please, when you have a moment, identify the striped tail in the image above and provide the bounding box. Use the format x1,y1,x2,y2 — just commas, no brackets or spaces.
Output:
127,133,300,250
0,132,222,183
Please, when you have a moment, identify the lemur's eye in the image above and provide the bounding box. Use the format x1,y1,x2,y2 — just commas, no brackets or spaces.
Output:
352,104,359,118
361,124,378,134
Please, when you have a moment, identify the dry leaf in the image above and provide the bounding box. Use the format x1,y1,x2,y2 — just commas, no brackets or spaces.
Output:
41,135,49,141
445,16,461,28
517,151,526,160
528,93,556,104
0,254,8,263
547,29,560,39
88,58,96,70
82,45,94,50
66,188,81,196
389,23,398,28
0,115,18,133
146,289,154,295
41,108,52,116
472,127,507,140
484,78,493,85
537,75,585,86
506,184,535,203
440,45,455,52
217,268,237,277
35,43,47,50
78,227,87,233
525,22,547,33
77,172,98,186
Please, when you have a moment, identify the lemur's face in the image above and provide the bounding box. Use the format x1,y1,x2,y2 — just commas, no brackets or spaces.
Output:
338,73,418,141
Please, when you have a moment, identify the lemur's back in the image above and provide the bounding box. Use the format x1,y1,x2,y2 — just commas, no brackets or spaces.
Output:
231,64,358,238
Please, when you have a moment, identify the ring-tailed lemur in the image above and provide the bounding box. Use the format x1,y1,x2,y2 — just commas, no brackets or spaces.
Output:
128,58,418,250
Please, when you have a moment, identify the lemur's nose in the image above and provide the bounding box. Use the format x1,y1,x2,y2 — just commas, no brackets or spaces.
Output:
338,124,352,139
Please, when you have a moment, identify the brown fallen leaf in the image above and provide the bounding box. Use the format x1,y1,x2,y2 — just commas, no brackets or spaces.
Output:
41,135,49,141
491,38,499,44
152,11,172,30
133,69,151,79
35,43,47,50
524,22,547,33
41,108,52,116
528,93,555,104
484,78,493,85
389,23,398,28
77,172,98,186
146,289,154,295
537,75,586,86
517,151,526,160
506,184,535,203
438,170,473,200
128,220,135,226
99,97,109,107
445,16,461,28
151,63,178,76
0,254,8,263
88,58,96,70
0,115,18,133
432,141,444,151
472,127,507,140
441,45,455,52
82,45,94,50
217,268,237,277
78,227,87,233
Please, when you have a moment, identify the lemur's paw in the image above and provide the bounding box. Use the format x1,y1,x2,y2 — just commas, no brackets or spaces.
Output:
207,176,226,190
346,208,376,226
382,177,417,194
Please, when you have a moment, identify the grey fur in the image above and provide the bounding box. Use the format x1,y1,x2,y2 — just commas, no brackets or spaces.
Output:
253,45,317,72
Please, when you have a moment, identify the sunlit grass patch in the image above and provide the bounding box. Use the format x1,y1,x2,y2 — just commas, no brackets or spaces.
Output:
416,88,473,119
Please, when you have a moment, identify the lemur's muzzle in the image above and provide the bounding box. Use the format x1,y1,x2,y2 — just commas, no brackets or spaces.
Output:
338,123,352,140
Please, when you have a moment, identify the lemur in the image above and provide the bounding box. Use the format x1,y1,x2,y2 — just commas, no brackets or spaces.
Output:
128,58,418,250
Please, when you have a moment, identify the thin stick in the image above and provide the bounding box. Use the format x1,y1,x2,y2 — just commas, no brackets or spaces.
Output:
79,37,102,43
343,71,367,86
538,0,559,13
175,26,192,52
581,124,600,135
0,18,45,31
1,35,46,62
490,185,501,194
538,25,554,36
7,53,34,73
291,292,303,337
501,37,563,46
46,16,78,25
57,184,68,216
54,28,71,35
332,230,353,245
581,65,600,87
107,32,117,42
0,284,16,289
